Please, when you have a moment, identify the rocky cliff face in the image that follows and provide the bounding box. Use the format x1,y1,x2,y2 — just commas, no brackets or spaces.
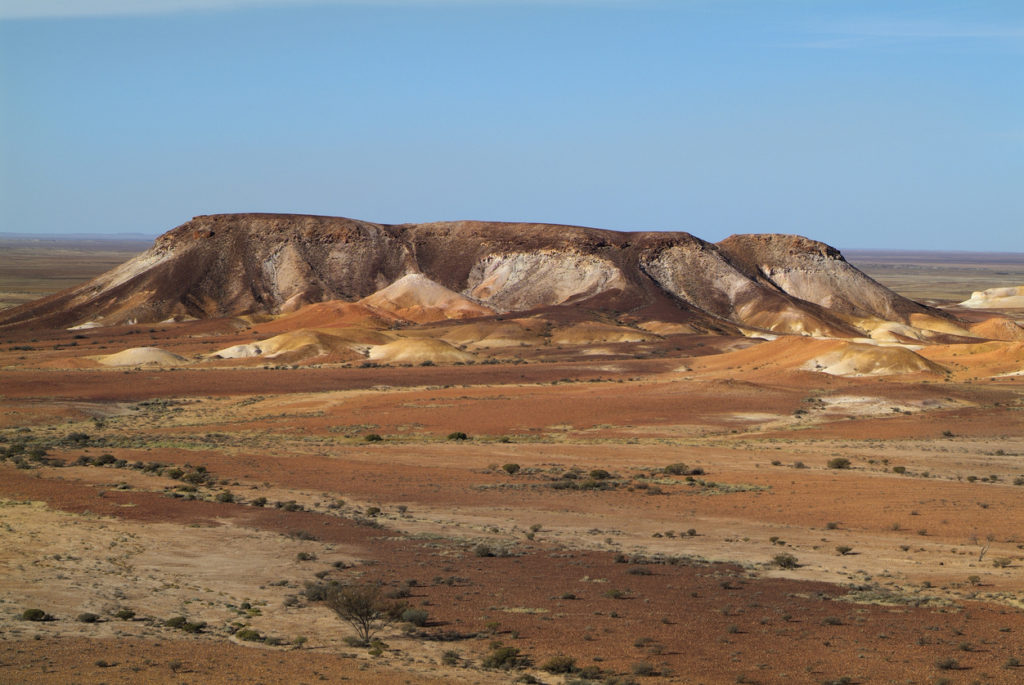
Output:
0,213,959,340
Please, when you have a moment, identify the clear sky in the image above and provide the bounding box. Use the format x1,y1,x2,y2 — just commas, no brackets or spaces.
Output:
1,0,1021,251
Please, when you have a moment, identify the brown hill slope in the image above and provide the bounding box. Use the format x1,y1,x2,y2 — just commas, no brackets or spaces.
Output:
0,213,956,338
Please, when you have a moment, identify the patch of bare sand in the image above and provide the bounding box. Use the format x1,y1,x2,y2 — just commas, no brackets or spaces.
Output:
0,499,360,645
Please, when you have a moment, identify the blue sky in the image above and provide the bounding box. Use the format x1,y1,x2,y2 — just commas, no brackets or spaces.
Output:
1,1,1021,250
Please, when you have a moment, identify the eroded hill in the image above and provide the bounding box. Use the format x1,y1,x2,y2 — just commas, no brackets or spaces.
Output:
0,214,957,338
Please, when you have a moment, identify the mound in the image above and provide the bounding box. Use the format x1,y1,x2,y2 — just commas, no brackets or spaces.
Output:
959,285,1024,309
803,342,944,377
438,320,546,349
550,322,658,345
968,317,1024,342
359,273,494,323
695,337,943,378
366,338,475,365
99,347,187,367
256,301,392,334
919,341,1024,377
210,330,374,361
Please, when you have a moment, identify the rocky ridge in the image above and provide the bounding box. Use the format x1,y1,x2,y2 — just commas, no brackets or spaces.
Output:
0,213,960,344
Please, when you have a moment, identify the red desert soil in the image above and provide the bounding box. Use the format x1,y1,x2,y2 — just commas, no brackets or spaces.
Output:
1,234,1023,684
2,327,1024,683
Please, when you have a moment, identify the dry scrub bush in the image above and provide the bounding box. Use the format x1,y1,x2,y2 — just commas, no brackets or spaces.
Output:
323,582,405,647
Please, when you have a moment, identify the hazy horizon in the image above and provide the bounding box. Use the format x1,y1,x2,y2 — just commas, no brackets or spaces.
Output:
2,0,1021,251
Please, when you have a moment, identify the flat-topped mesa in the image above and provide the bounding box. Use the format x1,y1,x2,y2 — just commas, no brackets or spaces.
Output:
0,213,964,341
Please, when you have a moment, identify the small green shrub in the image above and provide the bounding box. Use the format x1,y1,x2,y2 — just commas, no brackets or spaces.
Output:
836,546,852,556
631,661,656,676
115,608,135,620
165,616,205,633
447,432,469,441
215,491,234,503
401,608,429,626
773,553,799,569
482,645,526,670
77,612,100,623
541,655,577,674
827,458,851,470
235,628,263,642
364,433,383,442
502,463,520,475
22,608,50,622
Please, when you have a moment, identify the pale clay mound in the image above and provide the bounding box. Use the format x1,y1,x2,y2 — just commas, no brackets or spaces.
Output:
98,347,187,367
438,320,547,349
360,273,495,323
802,342,944,377
210,330,384,360
367,338,474,365
959,285,1024,309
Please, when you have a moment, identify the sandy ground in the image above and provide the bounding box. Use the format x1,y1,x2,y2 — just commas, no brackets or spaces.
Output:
1,327,1023,683
2,244,1024,682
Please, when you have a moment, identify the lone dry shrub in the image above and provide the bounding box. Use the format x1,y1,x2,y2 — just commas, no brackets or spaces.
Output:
323,582,405,647
773,553,799,569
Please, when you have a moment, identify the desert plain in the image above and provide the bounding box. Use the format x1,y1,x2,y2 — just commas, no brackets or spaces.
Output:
1,229,1023,684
